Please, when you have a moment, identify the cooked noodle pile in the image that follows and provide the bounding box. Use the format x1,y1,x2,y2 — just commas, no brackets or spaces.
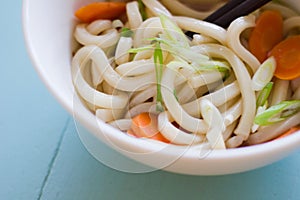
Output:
72,0,300,149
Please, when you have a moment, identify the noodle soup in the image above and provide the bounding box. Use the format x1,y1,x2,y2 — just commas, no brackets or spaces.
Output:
71,0,300,150
24,0,300,175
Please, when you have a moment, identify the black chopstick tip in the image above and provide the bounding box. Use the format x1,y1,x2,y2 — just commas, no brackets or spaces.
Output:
185,0,271,37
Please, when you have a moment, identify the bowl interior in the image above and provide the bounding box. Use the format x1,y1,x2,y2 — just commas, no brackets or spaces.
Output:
23,0,300,175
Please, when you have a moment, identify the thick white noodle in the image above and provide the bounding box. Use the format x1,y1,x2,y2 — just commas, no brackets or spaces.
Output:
158,111,205,145
96,108,124,122
133,49,154,60
176,83,197,104
191,44,256,138
174,74,189,87
142,19,164,42
200,99,226,149
174,16,227,44
125,102,158,118
183,81,240,117
192,34,217,45
270,78,289,106
72,46,128,109
126,1,143,30
142,0,172,17
223,121,238,141
129,85,156,107
91,61,103,87
174,68,194,86
218,95,239,113
86,20,112,35
226,135,244,148
112,19,124,29
188,71,225,88
109,119,132,131
222,100,242,127
115,37,133,65
247,112,300,144
115,59,154,76
74,45,156,92
227,15,261,73
161,67,208,133
75,24,119,48
133,17,161,47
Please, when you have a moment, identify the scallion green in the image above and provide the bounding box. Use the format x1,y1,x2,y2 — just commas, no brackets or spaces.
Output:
138,0,147,21
254,100,300,126
256,82,273,107
154,41,164,112
127,44,155,54
120,27,133,38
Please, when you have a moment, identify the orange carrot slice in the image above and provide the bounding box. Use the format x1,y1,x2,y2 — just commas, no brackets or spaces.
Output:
131,112,170,143
275,126,300,140
269,35,300,80
248,10,283,63
75,2,126,23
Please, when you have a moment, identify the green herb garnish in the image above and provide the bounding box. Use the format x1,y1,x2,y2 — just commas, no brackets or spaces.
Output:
154,41,164,112
173,89,179,102
256,82,273,108
254,100,300,126
127,44,154,54
121,27,133,38
191,60,230,73
138,0,147,21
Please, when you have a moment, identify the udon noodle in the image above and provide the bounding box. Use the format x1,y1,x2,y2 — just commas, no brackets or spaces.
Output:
72,0,300,149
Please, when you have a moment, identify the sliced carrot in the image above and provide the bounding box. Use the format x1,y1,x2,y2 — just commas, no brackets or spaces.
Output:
269,35,300,80
275,126,300,140
75,2,126,23
248,10,283,63
131,112,170,143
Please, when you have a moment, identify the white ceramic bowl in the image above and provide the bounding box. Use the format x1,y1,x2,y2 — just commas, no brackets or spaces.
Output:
23,0,300,175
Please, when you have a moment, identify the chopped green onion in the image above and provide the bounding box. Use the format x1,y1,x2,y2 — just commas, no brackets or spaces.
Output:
256,82,273,107
138,0,147,21
252,104,267,132
254,100,300,126
128,44,155,54
252,57,276,91
154,41,164,112
166,58,230,77
191,60,230,73
173,89,179,102
120,27,134,38
149,37,209,63
159,15,189,48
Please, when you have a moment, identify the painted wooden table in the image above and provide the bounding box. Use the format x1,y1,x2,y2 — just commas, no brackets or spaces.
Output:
1,1,300,200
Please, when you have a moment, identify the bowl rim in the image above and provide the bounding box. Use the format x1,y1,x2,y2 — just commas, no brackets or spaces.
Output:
22,0,300,174
22,0,74,115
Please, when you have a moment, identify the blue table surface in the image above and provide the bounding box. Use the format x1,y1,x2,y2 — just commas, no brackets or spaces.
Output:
1,1,300,200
